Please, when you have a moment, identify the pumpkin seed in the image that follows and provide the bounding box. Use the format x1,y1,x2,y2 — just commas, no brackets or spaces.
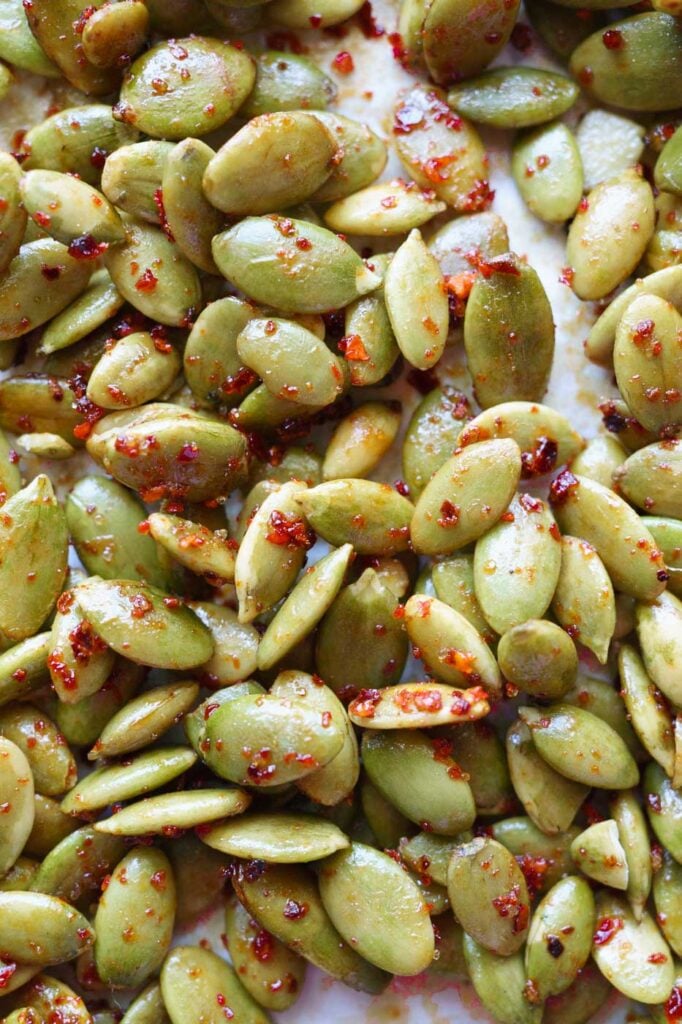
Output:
519,704,639,789
115,37,255,140
506,719,588,835
38,272,124,357
592,892,674,1003
619,644,675,776
348,681,490,729
0,736,34,878
202,689,344,786
458,401,584,474
120,981,170,1024
549,472,666,601
447,836,530,954
205,112,338,216
66,476,174,588
570,12,682,112
86,331,181,410
224,896,305,1012
237,317,344,407
464,254,555,408
611,789,652,922
497,620,578,701
570,820,629,889
20,170,124,248
160,138,223,275
29,826,125,904
428,211,509,278
87,404,248,503
362,729,476,835
148,512,235,585
616,441,682,517
310,112,387,203
164,832,229,928
463,936,542,1024
448,67,578,129
101,140,174,224
431,554,494,642
0,0,59,76
296,480,412,555
242,51,336,118
384,228,449,370
491,817,579,894
213,215,380,314
552,535,615,664
644,761,682,862
422,0,519,85
94,846,175,988
0,633,51,708
0,891,93,966
48,592,116,704
403,387,473,499
563,674,642,762
81,0,149,69
61,747,197,816
23,793,79,860
403,593,502,696
231,860,389,993
161,945,270,1024
570,434,627,489
202,812,348,862
88,680,199,760
0,475,68,644
21,104,140,186
643,515,682,597
75,579,213,670
411,439,522,555
636,590,682,706
23,0,118,94
325,179,446,236
586,265,682,366
653,850,682,956
184,296,258,408
5,975,92,1023
0,154,27,276
0,705,76,798
576,109,646,192
655,125,682,197
393,84,489,211
0,239,92,342
319,841,435,975
104,216,201,326
511,121,583,223
342,259,399,388
525,876,595,999
97,788,250,836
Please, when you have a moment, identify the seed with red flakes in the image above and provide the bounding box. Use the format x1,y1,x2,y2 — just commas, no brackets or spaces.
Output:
266,510,315,550
491,885,529,933
68,234,108,260
548,469,579,506
593,916,624,945
332,50,354,73
602,28,624,49
666,985,682,1020
252,929,274,962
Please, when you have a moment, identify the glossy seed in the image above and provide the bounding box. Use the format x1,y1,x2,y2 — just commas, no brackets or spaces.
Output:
463,935,542,1024
94,847,175,988
0,736,35,878
611,790,652,921
511,121,583,223
411,439,522,556
96,788,250,836
614,294,682,436
202,812,349,862
86,331,181,410
362,729,476,835
20,169,124,247
552,535,615,664
242,50,336,118
403,387,473,499
448,836,530,955
570,820,629,889
213,215,380,314
101,140,175,224
576,109,645,192
224,896,305,1012
636,591,682,706
161,945,270,1024
296,481,412,555
422,0,519,85
0,891,93,965
384,228,449,370
497,620,578,701
324,179,446,236
319,842,435,975
463,254,555,408
311,112,387,203
0,239,92,342
506,719,588,835
23,0,118,94
61,747,197,815
519,704,639,789
525,876,595,1000
349,681,490,729
0,704,76,797
591,892,674,1004
448,67,578,129
88,680,199,760
619,644,675,776
237,317,344,407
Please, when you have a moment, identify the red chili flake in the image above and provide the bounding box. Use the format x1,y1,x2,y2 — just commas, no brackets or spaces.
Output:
33,210,51,228
135,268,158,293
516,854,550,900
519,493,543,513
633,318,655,345
295,236,312,251
332,50,354,73
130,593,153,619
492,884,529,933
393,687,443,714
462,179,495,212
593,916,624,945
387,31,410,69
441,648,477,678
68,234,108,260
69,619,108,664
349,688,382,719
153,188,175,241
548,469,579,507
57,591,76,614
309,13,322,25
283,899,308,920
422,154,457,183
500,511,515,523
41,263,62,280
0,963,16,989
266,509,315,550
338,333,370,361
511,22,532,51
46,654,77,691
90,146,108,169
559,266,575,287
252,929,274,962
666,985,682,1020
246,748,277,784
520,437,559,478
11,668,27,683
393,103,424,135
392,604,405,619
394,479,410,496
357,1,384,37
150,869,167,891
437,500,460,528
602,28,624,49
72,5,96,32
177,442,199,463
648,952,668,964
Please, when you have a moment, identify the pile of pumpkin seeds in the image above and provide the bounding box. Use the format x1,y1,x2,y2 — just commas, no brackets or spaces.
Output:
0,0,680,1022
